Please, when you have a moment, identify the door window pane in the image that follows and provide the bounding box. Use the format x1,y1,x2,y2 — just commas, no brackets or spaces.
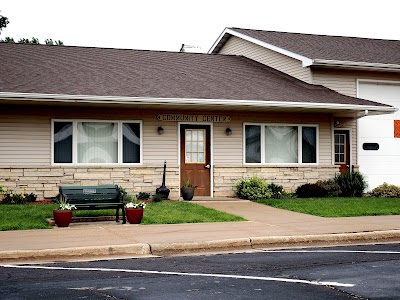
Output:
185,129,205,163
54,122,73,163
334,133,346,164
77,122,118,163
123,123,140,163
265,126,298,163
245,125,261,163
302,127,316,163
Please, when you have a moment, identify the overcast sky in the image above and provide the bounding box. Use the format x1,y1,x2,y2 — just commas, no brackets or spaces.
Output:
1,0,399,53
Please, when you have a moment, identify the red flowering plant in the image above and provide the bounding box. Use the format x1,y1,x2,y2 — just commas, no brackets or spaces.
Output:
181,178,197,189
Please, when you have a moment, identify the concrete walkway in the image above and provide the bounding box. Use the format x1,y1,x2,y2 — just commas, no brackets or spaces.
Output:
0,200,399,263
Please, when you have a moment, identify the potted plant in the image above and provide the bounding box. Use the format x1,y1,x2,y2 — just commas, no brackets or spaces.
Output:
53,196,76,227
125,196,146,224
181,178,196,201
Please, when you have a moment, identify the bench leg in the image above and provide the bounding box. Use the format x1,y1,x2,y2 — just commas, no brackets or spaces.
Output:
115,207,126,224
116,208,120,222
122,207,126,224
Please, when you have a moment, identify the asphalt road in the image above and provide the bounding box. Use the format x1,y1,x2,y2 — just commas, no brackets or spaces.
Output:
1,243,399,300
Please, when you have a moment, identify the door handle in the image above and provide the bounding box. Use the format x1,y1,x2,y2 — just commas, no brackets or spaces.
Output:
204,164,211,169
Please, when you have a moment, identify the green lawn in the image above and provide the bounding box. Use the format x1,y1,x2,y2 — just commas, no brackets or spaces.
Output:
255,197,400,217
0,202,246,231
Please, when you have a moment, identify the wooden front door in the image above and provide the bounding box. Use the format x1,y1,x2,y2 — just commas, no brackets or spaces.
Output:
180,125,211,196
334,130,350,174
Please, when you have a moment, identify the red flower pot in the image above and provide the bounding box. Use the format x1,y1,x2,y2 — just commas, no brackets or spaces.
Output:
125,208,144,224
53,210,73,227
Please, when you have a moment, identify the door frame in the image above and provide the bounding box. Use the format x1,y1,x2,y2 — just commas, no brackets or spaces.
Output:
178,122,214,197
333,128,352,173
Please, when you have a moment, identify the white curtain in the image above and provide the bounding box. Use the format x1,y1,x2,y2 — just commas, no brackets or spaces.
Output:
265,126,298,163
77,122,118,163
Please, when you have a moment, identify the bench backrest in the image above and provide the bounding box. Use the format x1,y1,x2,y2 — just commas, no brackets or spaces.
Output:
59,185,122,205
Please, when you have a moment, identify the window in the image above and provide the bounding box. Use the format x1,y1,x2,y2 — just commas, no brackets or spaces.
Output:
52,120,141,164
334,133,346,163
244,124,317,164
245,125,261,163
302,127,317,163
185,129,205,163
54,122,73,163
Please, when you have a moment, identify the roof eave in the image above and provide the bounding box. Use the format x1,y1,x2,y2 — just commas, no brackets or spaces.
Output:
0,92,396,118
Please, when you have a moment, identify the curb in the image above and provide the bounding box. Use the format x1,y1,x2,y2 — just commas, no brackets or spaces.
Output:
250,230,400,248
150,238,251,255
1,230,399,263
0,244,151,262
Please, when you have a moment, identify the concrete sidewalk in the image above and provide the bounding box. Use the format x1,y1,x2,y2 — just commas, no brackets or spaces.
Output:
0,200,399,263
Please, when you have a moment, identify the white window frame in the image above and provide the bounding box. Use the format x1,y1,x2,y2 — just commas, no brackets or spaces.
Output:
243,123,319,165
51,119,143,166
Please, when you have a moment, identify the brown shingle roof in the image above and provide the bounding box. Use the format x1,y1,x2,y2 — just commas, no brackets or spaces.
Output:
230,28,400,65
0,42,389,107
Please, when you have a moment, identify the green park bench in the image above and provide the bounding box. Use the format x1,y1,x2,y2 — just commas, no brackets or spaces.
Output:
58,185,126,224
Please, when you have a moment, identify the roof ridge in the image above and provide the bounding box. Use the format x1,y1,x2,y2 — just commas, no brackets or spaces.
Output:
0,41,213,56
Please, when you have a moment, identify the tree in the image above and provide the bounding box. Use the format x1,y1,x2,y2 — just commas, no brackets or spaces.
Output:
3,36,14,43
45,38,64,46
0,13,9,35
18,37,40,44
0,13,64,45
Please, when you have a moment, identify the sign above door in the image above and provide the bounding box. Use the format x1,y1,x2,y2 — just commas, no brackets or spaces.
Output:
157,114,231,123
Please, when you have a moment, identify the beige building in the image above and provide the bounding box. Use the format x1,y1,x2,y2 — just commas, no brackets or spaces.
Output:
0,28,398,200
210,28,400,189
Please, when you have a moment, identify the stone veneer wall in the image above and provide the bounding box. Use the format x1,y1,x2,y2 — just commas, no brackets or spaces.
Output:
0,166,180,200
213,165,340,197
1,165,340,200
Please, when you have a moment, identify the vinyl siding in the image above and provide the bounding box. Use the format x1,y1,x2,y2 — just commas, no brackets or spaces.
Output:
0,106,334,167
143,118,178,165
218,36,312,83
0,115,51,165
312,69,400,97
312,71,357,97
213,112,332,166
0,106,179,167
312,68,400,166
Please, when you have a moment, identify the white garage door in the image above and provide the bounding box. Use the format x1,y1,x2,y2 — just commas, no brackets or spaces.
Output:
358,81,400,190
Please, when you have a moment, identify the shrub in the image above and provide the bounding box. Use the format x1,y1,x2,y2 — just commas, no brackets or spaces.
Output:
295,183,328,198
152,193,163,202
268,182,286,199
316,179,341,197
334,172,367,197
371,182,400,198
235,177,271,200
136,192,151,200
1,189,37,204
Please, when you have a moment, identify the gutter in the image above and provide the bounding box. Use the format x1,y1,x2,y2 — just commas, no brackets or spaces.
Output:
307,59,400,72
0,92,396,115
